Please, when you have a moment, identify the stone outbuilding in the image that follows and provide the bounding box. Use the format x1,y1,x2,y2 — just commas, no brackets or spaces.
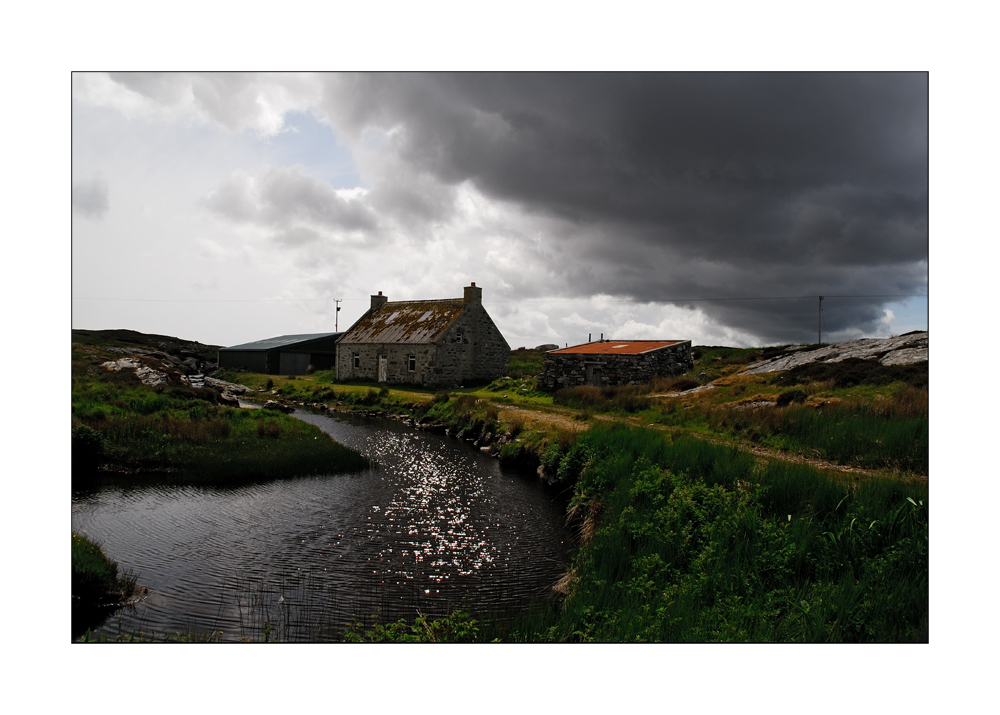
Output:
335,283,509,388
540,339,694,390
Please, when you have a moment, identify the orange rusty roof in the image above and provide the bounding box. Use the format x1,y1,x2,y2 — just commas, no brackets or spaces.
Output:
339,299,467,344
550,340,684,355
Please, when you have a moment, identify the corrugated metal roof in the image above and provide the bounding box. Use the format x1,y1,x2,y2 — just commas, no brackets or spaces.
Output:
221,333,342,352
550,340,683,355
339,299,466,344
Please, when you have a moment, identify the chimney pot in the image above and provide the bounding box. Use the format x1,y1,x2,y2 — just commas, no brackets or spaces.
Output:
463,283,483,306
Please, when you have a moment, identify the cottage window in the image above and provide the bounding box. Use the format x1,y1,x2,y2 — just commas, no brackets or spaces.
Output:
408,355,416,372
353,353,360,369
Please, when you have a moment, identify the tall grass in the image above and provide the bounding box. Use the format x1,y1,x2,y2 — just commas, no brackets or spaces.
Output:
478,424,927,642
554,385,652,413
706,397,928,473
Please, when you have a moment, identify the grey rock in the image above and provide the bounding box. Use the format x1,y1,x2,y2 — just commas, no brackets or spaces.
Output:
880,347,929,365
741,332,928,375
262,400,292,413
135,366,169,387
204,376,250,394
218,391,241,407
734,400,777,410
101,358,141,371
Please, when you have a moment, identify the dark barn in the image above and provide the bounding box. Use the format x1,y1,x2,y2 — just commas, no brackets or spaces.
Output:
218,333,342,375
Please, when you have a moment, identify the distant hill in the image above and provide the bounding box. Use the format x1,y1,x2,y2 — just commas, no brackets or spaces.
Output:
72,329,221,364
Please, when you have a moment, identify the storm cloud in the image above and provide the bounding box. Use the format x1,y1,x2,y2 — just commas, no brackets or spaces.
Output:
311,73,927,342
73,72,927,347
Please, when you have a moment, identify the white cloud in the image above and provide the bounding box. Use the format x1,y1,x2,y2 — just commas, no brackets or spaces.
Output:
74,72,322,137
203,165,378,234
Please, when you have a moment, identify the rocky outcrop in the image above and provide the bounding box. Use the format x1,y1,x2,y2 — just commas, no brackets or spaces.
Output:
100,352,252,400
204,376,250,394
740,332,927,375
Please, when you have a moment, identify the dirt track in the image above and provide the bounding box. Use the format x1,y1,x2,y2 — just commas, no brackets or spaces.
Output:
496,402,926,482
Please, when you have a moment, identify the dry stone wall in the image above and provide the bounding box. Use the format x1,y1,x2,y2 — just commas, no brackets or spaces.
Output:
540,341,693,390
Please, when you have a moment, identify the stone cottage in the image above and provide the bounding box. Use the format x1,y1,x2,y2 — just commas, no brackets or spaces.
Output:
335,283,509,388
540,339,694,390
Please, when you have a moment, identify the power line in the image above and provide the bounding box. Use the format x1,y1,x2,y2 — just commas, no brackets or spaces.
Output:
72,293,927,304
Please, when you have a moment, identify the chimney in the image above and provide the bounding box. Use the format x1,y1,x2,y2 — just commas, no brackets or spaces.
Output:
463,282,482,306
371,290,388,311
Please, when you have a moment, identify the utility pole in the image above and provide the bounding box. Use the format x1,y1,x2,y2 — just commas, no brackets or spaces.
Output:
335,299,342,332
818,296,824,345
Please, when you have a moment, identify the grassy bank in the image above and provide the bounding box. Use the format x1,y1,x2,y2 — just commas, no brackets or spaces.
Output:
349,423,927,642
485,424,927,642
72,342,369,484
73,530,145,638
72,531,140,606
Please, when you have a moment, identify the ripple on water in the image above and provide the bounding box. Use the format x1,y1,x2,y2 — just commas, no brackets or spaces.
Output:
72,410,572,641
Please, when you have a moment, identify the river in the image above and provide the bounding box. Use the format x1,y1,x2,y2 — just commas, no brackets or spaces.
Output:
71,409,574,641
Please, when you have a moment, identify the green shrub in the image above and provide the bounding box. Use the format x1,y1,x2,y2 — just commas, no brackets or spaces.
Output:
774,357,927,390
776,389,808,407
257,420,281,438
507,413,525,437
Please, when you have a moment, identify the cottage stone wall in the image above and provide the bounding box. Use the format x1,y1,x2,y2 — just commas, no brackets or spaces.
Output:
540,341,693,390
433,304,509,386
337,343,442,385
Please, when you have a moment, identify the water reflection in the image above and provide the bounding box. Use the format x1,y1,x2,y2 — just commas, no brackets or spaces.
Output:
72,410,572,641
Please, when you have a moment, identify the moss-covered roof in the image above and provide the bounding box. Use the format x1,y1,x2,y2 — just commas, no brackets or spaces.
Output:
338,299,466,344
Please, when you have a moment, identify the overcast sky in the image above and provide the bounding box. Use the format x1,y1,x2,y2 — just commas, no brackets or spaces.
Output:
72,72,927,349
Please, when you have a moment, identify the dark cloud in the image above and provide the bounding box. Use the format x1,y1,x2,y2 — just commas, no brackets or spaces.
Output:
72,177,109,219
319,72,927,343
